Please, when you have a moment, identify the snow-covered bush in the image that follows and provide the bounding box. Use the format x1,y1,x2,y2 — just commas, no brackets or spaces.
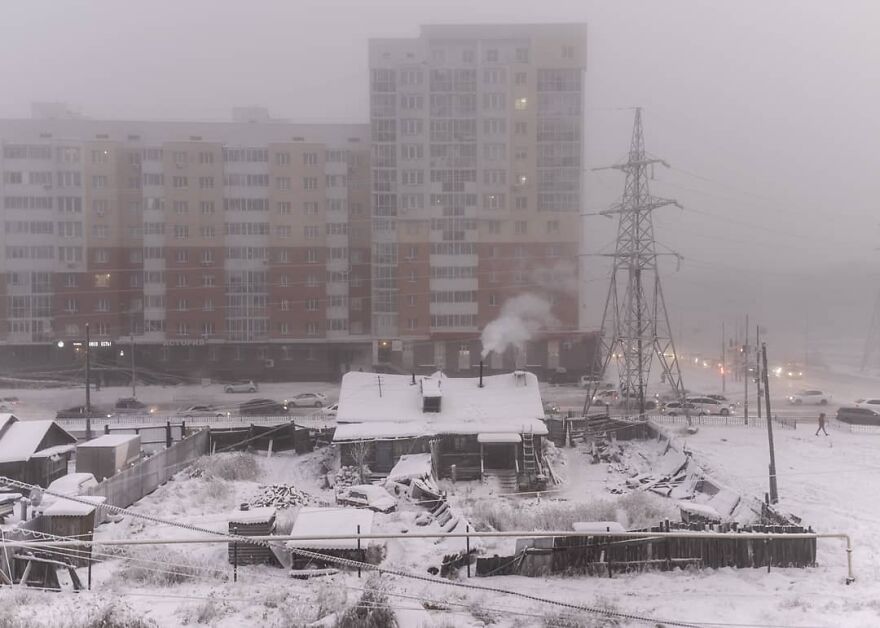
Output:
80,600,159,628
115,547,222,586
614,491,677,529
188,452,260,482
336,576,397,628
467,596,498,625
179,596,227,625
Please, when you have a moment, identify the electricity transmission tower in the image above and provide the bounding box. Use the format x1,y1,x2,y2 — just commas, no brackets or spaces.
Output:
585,108,686,417
861,291,880,372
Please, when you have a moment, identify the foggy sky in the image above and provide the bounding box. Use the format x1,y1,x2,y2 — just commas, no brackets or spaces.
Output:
2,0,879,358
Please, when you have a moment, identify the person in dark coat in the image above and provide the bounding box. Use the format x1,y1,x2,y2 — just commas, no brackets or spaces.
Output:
815,412,829,436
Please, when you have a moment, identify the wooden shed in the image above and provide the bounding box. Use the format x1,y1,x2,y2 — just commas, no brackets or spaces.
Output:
0,415,77,488
227,506,277,566
41,495,105,567
75,434,141,482
286,507,379,570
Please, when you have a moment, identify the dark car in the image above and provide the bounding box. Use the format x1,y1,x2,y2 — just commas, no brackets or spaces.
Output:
56,405,109,419
837,401,880,426
239,399,288,417
113,397,150,415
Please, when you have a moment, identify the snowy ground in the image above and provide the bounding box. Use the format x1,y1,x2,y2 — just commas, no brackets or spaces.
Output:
2,364,880,626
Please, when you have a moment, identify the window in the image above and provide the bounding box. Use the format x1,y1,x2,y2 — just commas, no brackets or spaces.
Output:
304,226,320,240
546,220,560,234
515,197,528,210
303,177,318,190
306,298,319,311
94,249,110,264
276,177,291,190
172,176,188,188
306,273,318,288
173,225,189,239
482,193,505,210
275,152,290,165
176,274,188,287
199,176,214,189
203,274,215,287
304,201,320,215
176,249,189,263
92,224,109,239
277,201,292,215
200,225,216,239
303,152,318,166
2,172,22,184
306,322,318,336
202,321,215,336
64,298,79,313
515,71,527,85
199,151,214,164
280,322,290,336
515,97,528,111
486,49,498,63
400,119,423,136
515,121,528,135
177,298,188,311
305,248,319,264
401,144,423,160
91,149,110,164
280,299,290,311
173,200,188,214
515,221,528,235
562,44,574,59
91,175,108,188
515,47,529,63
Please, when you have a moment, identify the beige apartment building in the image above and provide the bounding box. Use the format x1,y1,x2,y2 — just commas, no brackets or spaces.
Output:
0,109,373,381
369,24,593,376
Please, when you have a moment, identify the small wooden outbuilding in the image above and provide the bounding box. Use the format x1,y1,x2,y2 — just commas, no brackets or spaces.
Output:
75,434,141,482
0,414,77,487
41,495,105,567
227,506,277,566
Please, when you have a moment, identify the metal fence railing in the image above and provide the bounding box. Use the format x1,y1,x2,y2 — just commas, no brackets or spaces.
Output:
56,413,335,432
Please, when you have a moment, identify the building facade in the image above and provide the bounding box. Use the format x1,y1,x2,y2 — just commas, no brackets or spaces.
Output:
368,24,589,375
0,111,373,381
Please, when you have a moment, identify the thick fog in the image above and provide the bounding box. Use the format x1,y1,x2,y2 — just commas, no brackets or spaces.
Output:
1,0,878,363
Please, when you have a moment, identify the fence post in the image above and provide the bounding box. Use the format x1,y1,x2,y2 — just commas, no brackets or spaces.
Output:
88,557,92,590
233,525,238,583
466,524,471,577
357,524,362,578
165,421,172,449
104,424,110,435
86,417,92,440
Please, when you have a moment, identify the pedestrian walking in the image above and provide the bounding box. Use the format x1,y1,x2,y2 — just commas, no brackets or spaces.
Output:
815,412,829,436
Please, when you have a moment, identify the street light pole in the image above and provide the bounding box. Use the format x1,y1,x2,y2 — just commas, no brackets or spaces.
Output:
761,342,779,504
130,331,136,398
85,323,91,413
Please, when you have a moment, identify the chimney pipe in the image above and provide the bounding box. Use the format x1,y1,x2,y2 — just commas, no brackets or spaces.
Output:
479,360,484,388
411,371,416,385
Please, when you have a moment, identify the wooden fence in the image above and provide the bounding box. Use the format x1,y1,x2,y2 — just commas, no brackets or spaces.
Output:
475,521,816,578
81,429,210,509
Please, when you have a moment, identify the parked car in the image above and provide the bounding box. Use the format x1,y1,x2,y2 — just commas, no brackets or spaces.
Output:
592,389,619,404
285,392,328,408
578,375,603,389
706,394,735,405
112,397,152,415
837,400,880,425
225,380,258,394
239,399,287,416
1,396,19,406
336,484,397,513
660,401,697,416
788,390,831,406
56,405,110,419
178,405,226,419
686,396,732,416
317,402,338,418
36,473,99,513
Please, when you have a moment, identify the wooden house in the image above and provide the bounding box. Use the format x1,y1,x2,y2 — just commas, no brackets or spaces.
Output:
0,414,78,487
332,370,548,489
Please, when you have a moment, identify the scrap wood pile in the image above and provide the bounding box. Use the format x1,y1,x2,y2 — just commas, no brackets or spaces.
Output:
249,484,326,509
333,465,368,489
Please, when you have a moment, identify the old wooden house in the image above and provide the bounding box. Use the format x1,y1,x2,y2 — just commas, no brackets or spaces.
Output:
333,370,548,489
0,415,78,487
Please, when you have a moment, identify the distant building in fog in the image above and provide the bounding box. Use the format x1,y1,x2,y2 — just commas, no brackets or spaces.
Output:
368,24,590,374
0,22,598,382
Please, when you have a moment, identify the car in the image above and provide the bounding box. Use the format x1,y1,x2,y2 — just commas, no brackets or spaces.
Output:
578,375,603,389
37,473,99,513
178,405,226,419
788,390,831,406
225,380,258,394
285,392,328,408
661,401,697,416
56,405,110,419
239,399,288,416
706,394,734,405
774,362,804,379
112,397,152,415
837,400,880,425
317,402,338,418
335,484,397,513
592,389,619,404
686,396,732,416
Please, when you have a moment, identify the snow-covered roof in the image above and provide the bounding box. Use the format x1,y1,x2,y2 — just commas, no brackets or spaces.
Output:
334,371,546,441
286,507,375,550
47,473,96,495
0,420,76,464
42,495,105,517
477,433,521,444
77,434,140,448
0,414,18,433
31,444,76,459
228,506,276,525
386,453,433,482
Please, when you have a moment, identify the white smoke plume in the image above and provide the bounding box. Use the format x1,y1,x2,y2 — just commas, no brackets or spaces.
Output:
480,293,559,359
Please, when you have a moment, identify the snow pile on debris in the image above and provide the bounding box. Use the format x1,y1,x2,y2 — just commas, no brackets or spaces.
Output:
333,465,367,489
248,484,322,509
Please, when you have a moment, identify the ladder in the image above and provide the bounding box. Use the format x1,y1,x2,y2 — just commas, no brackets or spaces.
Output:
521,430,537,475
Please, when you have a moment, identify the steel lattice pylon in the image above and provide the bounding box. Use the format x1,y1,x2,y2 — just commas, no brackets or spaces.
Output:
585,108,686,417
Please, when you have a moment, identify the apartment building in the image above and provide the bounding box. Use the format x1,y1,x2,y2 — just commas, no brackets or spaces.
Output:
369,24,593,375
0,110,372,381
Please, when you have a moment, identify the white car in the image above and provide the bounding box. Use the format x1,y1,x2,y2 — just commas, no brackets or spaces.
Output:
592,389,619,404
788,390,830,406
660,401,697,416
686,396,732,416
178,405,226,418
37,473,99,513
285,392,328,408
335,484,397,513
225,381,257,394
318,402,338,418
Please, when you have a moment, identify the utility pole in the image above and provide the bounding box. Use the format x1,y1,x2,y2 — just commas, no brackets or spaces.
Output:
756,324,762,418
130,331,136,399
744,315,749,426
761,342,779,504
85,323,91,413
582,108,686,420
721,321,726,394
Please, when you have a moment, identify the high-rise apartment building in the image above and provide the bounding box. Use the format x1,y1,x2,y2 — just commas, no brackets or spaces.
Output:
0,111,373,381
369,24,589,373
